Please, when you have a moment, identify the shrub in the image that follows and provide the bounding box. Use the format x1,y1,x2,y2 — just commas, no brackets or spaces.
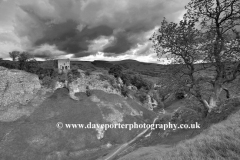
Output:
86,86,91,97
36,68,57,80
58,73,68,83
68,69,80,83
175,92,185,99
135,89,148,103
130,74,153,90
109,65,123,78
42,76,53,87
85,70,91,76
0,61,19,69
121,85,129,97
109,78,115,86
103,84,109,89
24,61,40,74
99,74,110,81
120,73,132,86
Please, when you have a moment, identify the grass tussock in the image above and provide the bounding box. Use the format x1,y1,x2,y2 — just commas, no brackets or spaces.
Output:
121,103,240,160
159,111,240,160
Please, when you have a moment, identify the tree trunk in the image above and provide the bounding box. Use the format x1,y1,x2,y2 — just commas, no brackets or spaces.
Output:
199,83,223,117
207,83,223,112
201,99,210,117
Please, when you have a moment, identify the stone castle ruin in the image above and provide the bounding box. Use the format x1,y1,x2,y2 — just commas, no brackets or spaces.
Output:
53,59,70,73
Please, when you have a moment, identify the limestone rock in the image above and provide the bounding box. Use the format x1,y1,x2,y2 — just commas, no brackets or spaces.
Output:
68,72,121,99
145,95,158,110
0,67,41,108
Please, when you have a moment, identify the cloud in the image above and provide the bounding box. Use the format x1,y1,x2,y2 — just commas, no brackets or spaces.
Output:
0,0,190,60
29,44,67,58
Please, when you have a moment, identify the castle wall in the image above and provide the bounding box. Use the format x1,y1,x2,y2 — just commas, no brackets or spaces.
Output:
57,59,70,73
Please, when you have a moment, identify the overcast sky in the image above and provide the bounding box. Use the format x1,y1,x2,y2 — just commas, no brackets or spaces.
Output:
0,0,189,63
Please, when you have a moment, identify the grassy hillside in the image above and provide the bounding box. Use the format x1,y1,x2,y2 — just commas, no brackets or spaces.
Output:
119,98,240,160
0,88,157,160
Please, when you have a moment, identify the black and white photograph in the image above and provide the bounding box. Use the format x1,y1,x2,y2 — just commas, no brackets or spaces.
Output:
0,0,240,160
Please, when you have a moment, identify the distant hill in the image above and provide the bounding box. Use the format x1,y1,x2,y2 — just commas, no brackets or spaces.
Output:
70,59,168,77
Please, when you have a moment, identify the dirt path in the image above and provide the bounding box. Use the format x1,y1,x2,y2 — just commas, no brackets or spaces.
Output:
102,117,160,160
102,99,186,160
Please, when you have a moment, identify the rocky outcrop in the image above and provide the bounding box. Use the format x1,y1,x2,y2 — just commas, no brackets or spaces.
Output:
0,67,41,107
68,72,121,99
144,95,158,110
0,67,42,122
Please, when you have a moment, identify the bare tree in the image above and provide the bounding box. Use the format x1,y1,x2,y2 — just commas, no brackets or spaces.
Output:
9,51,20,61
151,0,240,116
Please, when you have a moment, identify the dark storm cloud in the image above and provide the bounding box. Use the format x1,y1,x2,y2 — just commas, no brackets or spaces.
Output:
103,32,133,54
0,0,190,59
35,21,113,56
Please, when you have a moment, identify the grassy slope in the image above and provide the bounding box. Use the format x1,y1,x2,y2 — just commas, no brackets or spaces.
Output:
0,88,156,160
119,98,240,160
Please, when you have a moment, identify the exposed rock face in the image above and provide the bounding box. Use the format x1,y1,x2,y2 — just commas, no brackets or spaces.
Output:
68,72,121,98
0,67,41,107
0,67,42,122
144,95,158,110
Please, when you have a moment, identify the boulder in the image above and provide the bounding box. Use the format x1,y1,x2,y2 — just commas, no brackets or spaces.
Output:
0,67,41,108
0,67,42,122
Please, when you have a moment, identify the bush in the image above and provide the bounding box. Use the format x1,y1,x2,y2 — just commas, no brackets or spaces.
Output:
86,86,91,97
85,70,91,76
121,85,129,97
42,76,53,88
120,73,132,86
0,61,19,69
68,69,80,83
58,73,68,83
109,78,115,86
135,89,148,103
117,72,153,90
109,65,123,78
24,61,40,74
36,68,57,80
175,91,185,99
103,84,109,89
99,74,110,81
130,74,153,90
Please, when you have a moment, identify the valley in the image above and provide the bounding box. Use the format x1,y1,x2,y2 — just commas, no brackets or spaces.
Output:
0,59,240,160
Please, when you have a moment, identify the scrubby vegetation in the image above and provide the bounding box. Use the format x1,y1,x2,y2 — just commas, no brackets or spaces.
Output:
86,86,91,97
109,64,123,78
0,61,19,69
121,85,130,97
109,65,153,90
67,69,81,83
133,88,148,104
85,70,91,76
41,76,55,88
